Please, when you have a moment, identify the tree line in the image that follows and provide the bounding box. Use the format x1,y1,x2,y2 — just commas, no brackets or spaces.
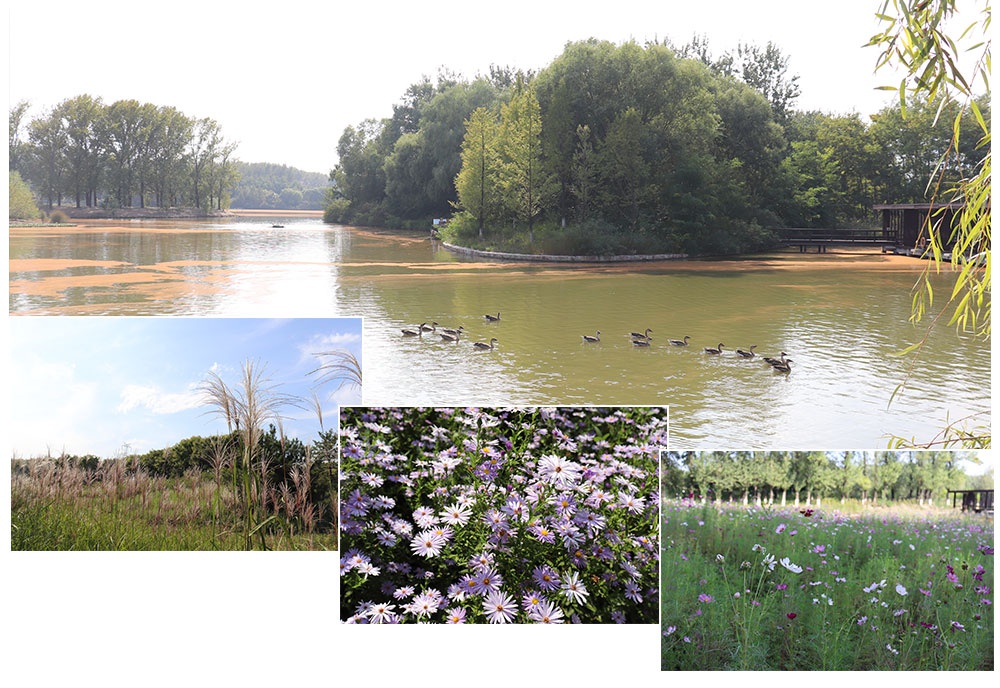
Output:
9,95,239,212
230,162,331,210
326,38,988,255
662,451,990,508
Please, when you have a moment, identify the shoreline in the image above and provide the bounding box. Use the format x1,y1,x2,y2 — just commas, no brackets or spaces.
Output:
438,240,934,272
13,207,324,222
441,241,689,263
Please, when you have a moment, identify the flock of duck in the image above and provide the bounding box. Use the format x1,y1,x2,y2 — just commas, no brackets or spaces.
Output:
401,313,503,351
579,328,793,373
402,316,793,373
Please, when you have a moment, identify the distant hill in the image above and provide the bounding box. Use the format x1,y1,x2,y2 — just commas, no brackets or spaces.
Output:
231,162,332,210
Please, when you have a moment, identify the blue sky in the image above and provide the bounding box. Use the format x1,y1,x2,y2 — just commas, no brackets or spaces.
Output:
7,318,362,458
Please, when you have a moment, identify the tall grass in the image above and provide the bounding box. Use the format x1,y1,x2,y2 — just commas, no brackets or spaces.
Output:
10,458,336,550
201,359,303,550
661,500,994,670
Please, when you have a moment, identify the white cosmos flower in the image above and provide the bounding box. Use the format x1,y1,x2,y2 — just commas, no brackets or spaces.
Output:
895,584,908,596
779,557,803,574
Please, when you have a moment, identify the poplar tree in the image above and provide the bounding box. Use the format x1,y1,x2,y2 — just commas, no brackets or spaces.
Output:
454,107,498,237
497,81,550,243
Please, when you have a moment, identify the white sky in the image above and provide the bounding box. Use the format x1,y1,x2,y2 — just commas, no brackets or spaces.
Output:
7,0,986,174
6,317,362,459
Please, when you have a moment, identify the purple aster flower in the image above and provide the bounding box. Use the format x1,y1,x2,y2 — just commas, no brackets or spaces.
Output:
445,607,467,624
538,454,583,486
529,599,565,624
472,566,504,596
412,505,436,528
561,570,590,605
533,564,561,592
483,589,518,624
407,592,440,619
366,602,396,624
438,503,471,526
409,530,445,558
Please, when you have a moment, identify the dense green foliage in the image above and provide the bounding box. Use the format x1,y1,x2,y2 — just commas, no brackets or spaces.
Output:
230,162,331,209
662,451,988,506
9,95,238,211
325,39,988,255
8,170,39,220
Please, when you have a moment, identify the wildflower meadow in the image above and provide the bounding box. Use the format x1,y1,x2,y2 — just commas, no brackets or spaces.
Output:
339,406,664,623
661,500,994,670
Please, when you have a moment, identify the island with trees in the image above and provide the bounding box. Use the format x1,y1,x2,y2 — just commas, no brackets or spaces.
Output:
325,38,988,257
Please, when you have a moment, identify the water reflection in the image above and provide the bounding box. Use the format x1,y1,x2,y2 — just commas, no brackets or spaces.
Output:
9,218,990,446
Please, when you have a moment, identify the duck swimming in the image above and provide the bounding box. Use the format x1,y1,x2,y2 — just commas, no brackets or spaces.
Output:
762,352,789,367
484,312,501,322
668,335,691,346
629,328,653,340
401,323,426,337
704,343,725,355
736,345,758,358
473,337,499,351
582,331,601,343
771,358,793,373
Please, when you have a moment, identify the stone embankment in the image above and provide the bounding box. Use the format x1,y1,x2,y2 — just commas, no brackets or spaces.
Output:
441,242,688,263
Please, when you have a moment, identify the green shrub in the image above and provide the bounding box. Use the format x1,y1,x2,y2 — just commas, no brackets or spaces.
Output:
8,171,40,221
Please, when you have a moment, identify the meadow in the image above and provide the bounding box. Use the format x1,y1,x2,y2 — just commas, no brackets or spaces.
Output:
11,457,337,551
661,500,994,670
339,406,664,623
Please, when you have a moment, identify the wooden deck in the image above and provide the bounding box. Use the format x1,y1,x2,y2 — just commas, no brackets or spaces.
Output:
777,228,898,253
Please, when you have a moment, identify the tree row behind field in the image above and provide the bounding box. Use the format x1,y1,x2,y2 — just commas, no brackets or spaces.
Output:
662,450,991,507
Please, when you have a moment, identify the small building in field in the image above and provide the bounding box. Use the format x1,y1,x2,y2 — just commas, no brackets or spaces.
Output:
946,488,994,515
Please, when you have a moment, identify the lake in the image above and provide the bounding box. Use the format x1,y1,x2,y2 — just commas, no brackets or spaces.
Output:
9,216,990,448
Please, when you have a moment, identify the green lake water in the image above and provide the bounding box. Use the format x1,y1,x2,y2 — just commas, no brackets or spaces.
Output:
9,217,990,448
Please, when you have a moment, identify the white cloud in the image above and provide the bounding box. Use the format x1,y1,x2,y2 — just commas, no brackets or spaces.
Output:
117,383,203,415
296,332,362,367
